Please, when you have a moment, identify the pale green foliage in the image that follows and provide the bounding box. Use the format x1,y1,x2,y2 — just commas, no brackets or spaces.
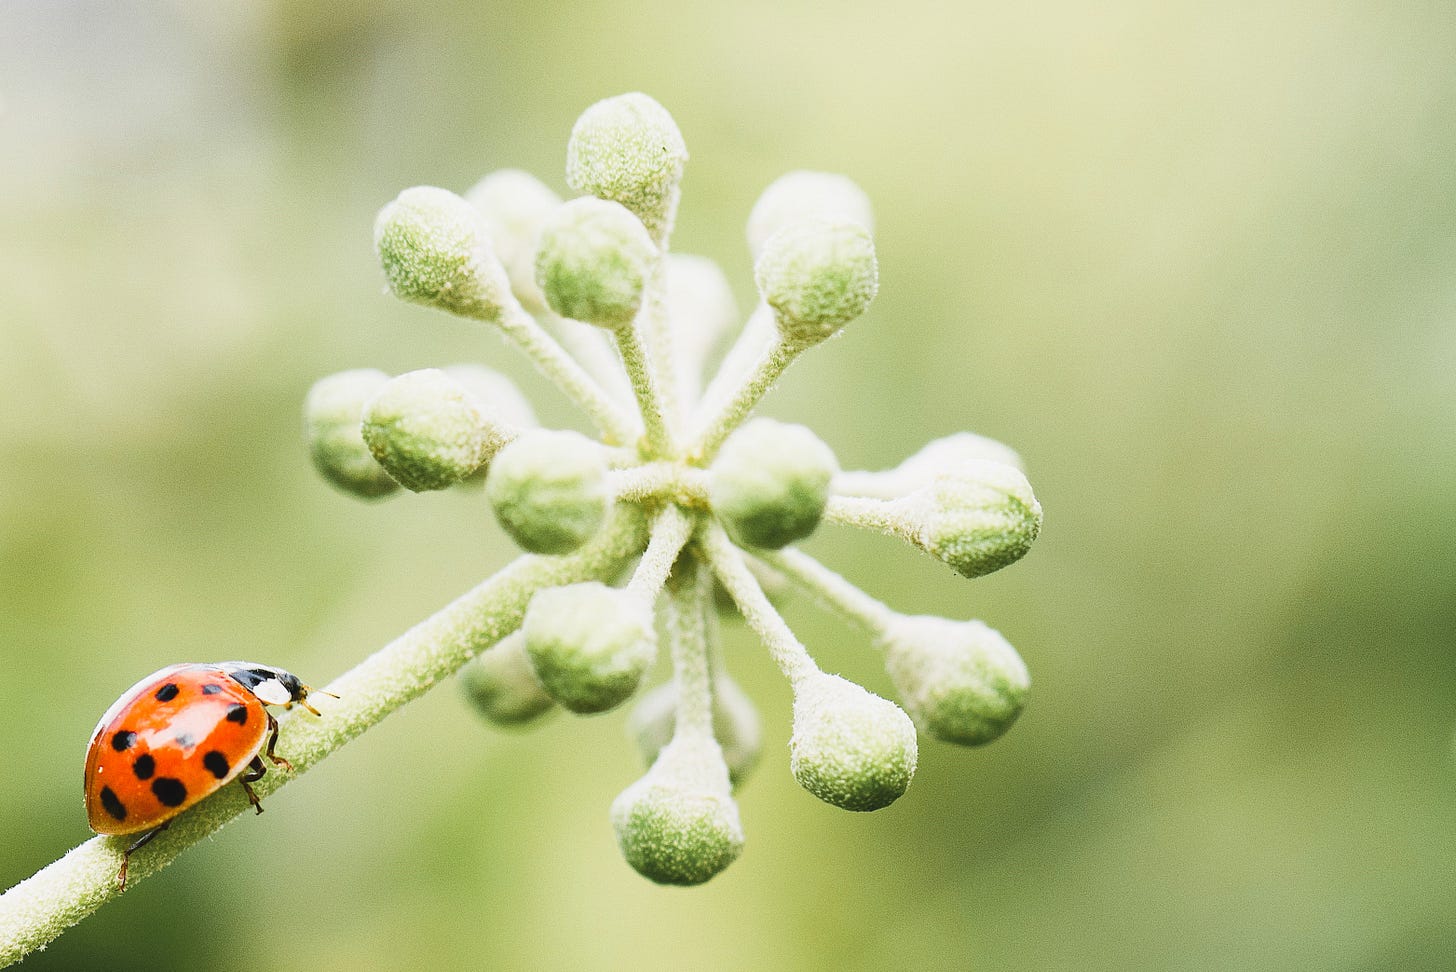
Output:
523,582,655,713
611,733,744,885
755,218,878,346
790,673,918,812
709,418,838,549
303,369,401,499
486,429,611,554
458,631,556,727
374,186,511,320
535,197,657,328
566,92,688,243
878,615,1029,745
362,369,513,491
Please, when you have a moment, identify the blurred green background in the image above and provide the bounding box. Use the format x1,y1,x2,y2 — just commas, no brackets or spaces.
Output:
3,0,1455,969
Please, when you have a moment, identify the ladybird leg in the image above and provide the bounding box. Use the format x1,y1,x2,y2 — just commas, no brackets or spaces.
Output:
263,711,293,772
117,820,171,890
238,755,266,815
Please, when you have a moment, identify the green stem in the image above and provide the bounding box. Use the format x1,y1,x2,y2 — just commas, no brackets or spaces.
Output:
493,299,639,445
614,322,675,457
689,338,799,463
823,494,911,542
755,547,897,635
610,463,709,507
699,520,818,685
627,505,694,601
665,552,713,738
0,508,649,968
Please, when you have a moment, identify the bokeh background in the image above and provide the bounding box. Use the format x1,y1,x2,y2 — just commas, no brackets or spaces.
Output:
3,1,1455,969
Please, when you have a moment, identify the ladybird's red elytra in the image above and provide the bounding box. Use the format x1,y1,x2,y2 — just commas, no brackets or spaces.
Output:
83,661,329,887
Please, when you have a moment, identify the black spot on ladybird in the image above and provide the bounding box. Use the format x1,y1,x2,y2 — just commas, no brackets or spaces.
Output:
132,754,155,780
201,683,223,695
151,777,187,807
100,786,127,821
202,751,230,779
225,704,248,725
154,683,180,702
111,730,136,752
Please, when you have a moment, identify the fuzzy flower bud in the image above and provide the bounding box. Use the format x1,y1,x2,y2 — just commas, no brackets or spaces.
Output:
361,369,513,492
790,673,917,812
755,218,878,347
835,431,1025,499
535,197,657,329
878,616,1029,745
465,169,562,310
485,429,611,554
441,363,538,430
747,171,874,257
889,460,1042,578
458,631,556,728
611,733,744,885
303,369,401,500
566,93,688,242
709,418,838,549
629,675,763,788
374,186,512,320
523,582,655,713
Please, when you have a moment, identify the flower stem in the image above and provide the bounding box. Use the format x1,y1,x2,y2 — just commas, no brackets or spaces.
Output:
699,520,818,685
689,338,798,463
665,552,713,738
627,505,694,601
0,508,649,968
614,321,675,457
755,547,897,634
610,463,709,507
822,494,911,542
494,298,639,445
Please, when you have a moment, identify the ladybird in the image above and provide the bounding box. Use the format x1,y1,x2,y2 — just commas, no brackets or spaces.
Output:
84,661,329,887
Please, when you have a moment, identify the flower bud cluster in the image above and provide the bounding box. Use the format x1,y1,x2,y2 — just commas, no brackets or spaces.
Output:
305,93,1044,886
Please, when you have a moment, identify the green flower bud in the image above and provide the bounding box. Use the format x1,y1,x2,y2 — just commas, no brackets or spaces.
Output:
464,169,562,310
709,418,838,549
892,460,1042,578
566,92,688,242
458,631,556,728
374,186,511,320
535,197,657,328
361,369,513,492
629,675,763,788
755,218,878,347
611,734,744,885
523,582,655,713
302,369,400,500
485,429,612,554
878,616,1029,746
790,673,917,812
747,171,874,257
835,431,1025,499
441,363,538,430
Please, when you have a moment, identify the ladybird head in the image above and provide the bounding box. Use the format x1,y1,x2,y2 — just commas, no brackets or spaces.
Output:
218,663,321,713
